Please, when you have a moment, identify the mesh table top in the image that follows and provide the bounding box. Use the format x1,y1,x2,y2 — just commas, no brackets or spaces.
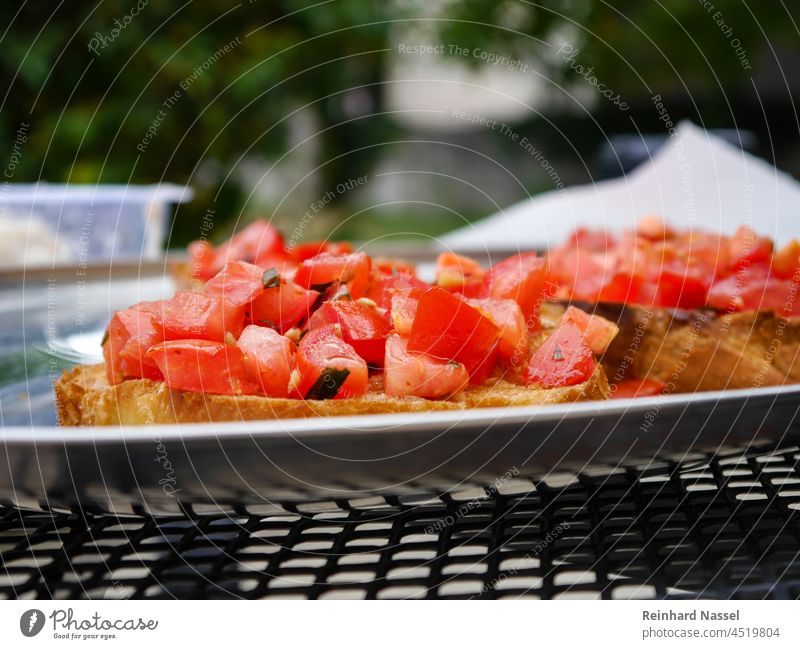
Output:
2,446,800,600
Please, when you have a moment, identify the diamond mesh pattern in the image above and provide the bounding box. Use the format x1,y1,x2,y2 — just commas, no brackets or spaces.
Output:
2,447,799,599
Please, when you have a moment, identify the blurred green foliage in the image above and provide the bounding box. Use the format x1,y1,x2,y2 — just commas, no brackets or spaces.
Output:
0,1,795,245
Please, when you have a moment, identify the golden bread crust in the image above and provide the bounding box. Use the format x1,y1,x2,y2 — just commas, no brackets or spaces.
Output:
55,362,609,426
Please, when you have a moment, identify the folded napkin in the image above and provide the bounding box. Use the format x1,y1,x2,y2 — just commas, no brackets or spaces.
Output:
442,121,800,250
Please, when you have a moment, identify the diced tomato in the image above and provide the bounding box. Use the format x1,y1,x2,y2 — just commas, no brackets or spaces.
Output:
188,240,217,281
389,287,423,335
610,378,666,399
204,261,264,316
253,277,319,333
295,324,369,399
237,325,296,397
773,240,800,280
482,253,547,329
216,220,284,267
653,268,708,309
707,267,800,315
467,298,528,360
560,306,619,355
294,252,371,298
252,253,297,279
435,252,486,296
728,225,772,271
384,335,469,398
568,227,614,251
407,287,500,381
103,304,165,384
368,273,429,310
289,240,353,263
156,291,245,342
373,256,417,277
597,272,644,304
468,342,500,385
308,300,390,365
148,340,262,395
547,246,607,302
204,261,317,333
524,323,596,388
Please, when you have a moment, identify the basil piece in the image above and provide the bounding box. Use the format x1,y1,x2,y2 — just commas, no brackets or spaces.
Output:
304,368,351,400
261,267,281,289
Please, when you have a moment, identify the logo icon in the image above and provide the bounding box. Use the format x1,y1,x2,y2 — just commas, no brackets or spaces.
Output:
20,609,45,637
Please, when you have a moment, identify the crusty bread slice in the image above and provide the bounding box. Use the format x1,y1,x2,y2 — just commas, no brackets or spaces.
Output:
54,362,609,426
542,302,800,392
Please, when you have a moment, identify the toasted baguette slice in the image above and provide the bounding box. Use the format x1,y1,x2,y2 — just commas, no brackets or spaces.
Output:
55,362,609,426
542,301,800,393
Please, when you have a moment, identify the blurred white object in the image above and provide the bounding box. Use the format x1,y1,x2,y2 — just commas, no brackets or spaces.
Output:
0,183,192,267
0,217,71,268
442,121,800,250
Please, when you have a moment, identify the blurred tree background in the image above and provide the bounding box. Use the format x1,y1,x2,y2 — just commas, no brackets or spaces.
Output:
1,0,797,246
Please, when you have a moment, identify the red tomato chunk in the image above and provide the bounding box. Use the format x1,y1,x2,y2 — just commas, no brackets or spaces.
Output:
560,306,619,355
384,334,468,398
237,325,296,398
482,252,547,329
156,291,245,342
524,323,596,388
308,300,390,365
148,340,261,395
294,252,371,298
205,261,319,333
407,287,500,380
103,302,165,384
295,324,368,399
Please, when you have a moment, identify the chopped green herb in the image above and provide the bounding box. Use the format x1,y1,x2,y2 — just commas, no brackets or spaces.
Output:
258,319,277,329
304,368,350,400
261,267,281,289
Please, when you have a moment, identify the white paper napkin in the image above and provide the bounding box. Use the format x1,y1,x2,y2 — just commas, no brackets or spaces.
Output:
442,121,800,251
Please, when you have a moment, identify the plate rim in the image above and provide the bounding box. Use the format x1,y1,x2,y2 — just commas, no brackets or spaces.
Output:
2,381,799,446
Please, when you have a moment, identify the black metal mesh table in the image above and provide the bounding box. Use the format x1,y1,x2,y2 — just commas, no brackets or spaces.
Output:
2,446,800,600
